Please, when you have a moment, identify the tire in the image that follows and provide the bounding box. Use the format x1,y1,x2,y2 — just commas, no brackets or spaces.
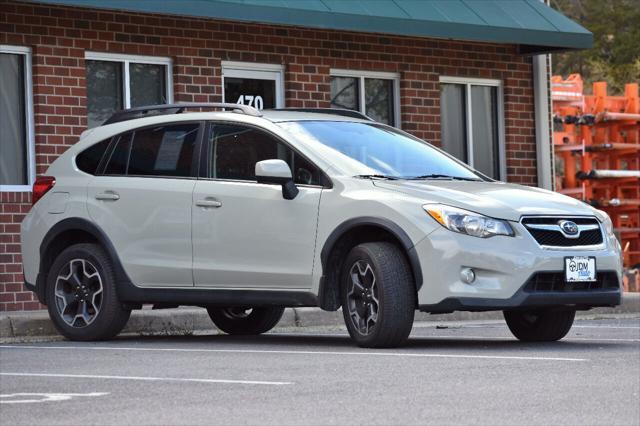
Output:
207,306,285,335
340,242,416,348
46,243,131,341
504,309,576,342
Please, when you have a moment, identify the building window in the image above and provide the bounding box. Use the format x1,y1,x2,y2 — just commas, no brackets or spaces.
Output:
0,45,34,192
85,52,173,128
330,70,400,127
439,77,505,180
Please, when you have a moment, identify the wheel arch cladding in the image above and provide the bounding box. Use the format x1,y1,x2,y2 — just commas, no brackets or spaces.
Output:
37,218,131,305
318,217,423,311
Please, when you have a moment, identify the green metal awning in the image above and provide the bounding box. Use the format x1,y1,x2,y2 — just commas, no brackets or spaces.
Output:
33,0,592,54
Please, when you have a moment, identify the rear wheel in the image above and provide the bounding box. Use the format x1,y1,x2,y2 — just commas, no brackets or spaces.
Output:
46,243,131,341
341,242,416,348
207,307,285,335
504,309,576,342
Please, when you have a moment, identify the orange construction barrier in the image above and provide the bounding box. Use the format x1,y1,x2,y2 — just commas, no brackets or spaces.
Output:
552,74,640,270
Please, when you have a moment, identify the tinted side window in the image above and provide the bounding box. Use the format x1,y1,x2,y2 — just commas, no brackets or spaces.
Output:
76,139,110,175
103,133,131,175
211,124,320,185
128,123,199,177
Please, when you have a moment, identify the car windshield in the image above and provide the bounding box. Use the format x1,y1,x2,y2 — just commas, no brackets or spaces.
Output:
277,121,483,180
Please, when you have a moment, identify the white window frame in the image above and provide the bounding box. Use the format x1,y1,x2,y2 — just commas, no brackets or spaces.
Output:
439,76,506,180
85,51,173,109
330,69,401,128
0,45,35,192
221,61,285,109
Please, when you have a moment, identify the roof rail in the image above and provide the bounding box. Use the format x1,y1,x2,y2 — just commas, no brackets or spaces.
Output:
268,108,374,121
102,102,262,125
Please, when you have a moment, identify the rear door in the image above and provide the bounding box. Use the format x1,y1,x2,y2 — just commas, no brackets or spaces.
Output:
192,122,323,289
86,122,203,287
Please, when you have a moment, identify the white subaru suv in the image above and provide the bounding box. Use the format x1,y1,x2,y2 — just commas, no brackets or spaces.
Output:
21,103,623,347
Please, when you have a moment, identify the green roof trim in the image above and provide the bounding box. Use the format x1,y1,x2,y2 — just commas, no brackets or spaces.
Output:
33,0,593,53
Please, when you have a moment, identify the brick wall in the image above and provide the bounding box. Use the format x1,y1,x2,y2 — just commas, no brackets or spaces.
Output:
0,0,538,311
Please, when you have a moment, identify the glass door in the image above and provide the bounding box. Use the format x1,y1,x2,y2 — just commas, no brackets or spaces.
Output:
222,62,284,110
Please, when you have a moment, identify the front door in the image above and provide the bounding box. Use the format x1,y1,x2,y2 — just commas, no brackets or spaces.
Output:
192,122,323,289
222,61,284,110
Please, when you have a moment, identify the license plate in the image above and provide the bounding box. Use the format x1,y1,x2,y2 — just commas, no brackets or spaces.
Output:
564,256,597,282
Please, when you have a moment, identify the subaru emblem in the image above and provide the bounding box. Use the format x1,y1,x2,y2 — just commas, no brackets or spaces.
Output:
559,220,579,236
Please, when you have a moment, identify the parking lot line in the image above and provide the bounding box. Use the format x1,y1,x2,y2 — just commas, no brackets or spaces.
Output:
571,325,640,329
270,332,640,343
0,372,293,386
0,345,588,362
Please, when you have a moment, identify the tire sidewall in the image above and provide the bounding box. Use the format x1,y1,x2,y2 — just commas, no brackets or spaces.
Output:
340,245,389,346
46,244,123,340
208,306,285,335
504,309,576,342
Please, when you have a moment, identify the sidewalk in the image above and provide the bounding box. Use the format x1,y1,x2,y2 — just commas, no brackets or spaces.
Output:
2,293,639,341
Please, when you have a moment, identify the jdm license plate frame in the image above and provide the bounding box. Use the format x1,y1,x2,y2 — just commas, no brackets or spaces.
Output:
564,256,597,282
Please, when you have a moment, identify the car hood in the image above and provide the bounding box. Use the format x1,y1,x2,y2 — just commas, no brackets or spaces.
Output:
373,180,597,222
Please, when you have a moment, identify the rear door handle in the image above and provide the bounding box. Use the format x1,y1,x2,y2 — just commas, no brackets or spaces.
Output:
95,191,120,201
196,198,222,208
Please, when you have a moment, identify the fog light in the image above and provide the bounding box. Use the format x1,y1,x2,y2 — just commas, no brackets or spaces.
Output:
460,268,475,284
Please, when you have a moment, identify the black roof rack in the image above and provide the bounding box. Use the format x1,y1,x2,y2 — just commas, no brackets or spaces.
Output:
267,108,374,121
102,102,262,125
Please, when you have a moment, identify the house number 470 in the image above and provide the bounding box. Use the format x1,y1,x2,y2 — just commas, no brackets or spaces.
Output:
236,95,264,110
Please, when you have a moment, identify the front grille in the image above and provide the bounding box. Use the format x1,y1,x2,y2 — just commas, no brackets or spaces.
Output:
523,272,619,293
522,217,603,247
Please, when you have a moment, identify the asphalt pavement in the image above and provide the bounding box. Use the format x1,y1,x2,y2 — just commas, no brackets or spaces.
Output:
1,317,639,426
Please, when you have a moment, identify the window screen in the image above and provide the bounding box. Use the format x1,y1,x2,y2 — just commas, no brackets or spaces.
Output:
211,124,320,185
471,85,500,179
365,78,394,125
440,83,467,163
86,60,123,129
76,139,110,175
440,81,502,179
330,76,359,111
130,63,166,108
0,52,28,186
330,75,397,126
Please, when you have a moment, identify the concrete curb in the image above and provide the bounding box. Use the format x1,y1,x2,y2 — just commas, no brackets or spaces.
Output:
2,294,638,340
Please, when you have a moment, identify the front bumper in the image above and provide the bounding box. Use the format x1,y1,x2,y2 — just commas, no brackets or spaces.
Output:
415,222,623,312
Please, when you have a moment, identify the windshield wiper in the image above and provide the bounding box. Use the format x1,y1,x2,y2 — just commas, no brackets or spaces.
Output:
354,174,399,180
409,174,481,181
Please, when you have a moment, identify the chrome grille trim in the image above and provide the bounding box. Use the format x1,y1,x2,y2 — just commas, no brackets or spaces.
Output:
520,216,605,250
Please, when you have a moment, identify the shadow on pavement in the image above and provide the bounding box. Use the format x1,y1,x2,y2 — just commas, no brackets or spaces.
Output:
106,332,633,352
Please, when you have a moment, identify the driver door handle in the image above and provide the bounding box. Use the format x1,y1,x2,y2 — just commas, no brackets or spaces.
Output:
196,198,222,208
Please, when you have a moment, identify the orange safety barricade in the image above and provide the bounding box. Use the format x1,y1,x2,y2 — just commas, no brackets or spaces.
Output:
552,74,640,272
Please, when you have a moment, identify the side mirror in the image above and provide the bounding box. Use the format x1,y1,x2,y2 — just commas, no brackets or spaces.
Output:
255,159,299,200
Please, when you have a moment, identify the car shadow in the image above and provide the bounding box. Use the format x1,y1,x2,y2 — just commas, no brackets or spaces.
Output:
110,332,633,352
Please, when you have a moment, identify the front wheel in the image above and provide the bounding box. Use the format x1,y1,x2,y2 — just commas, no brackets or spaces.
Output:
341,242,416,348
504,309,576,342
207,307,285,335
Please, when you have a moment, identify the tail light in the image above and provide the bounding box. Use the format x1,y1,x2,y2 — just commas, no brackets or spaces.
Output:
32,176,56,205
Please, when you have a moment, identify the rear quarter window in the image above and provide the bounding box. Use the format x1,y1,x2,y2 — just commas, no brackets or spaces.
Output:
75,139,111,175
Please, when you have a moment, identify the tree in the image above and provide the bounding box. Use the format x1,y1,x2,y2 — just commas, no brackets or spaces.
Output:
551,0,640,94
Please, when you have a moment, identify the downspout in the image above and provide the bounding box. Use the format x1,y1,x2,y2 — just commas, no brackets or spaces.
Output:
533,54,553,190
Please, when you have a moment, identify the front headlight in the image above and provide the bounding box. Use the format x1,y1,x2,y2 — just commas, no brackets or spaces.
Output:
423,204,514,238
597,209,614,236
